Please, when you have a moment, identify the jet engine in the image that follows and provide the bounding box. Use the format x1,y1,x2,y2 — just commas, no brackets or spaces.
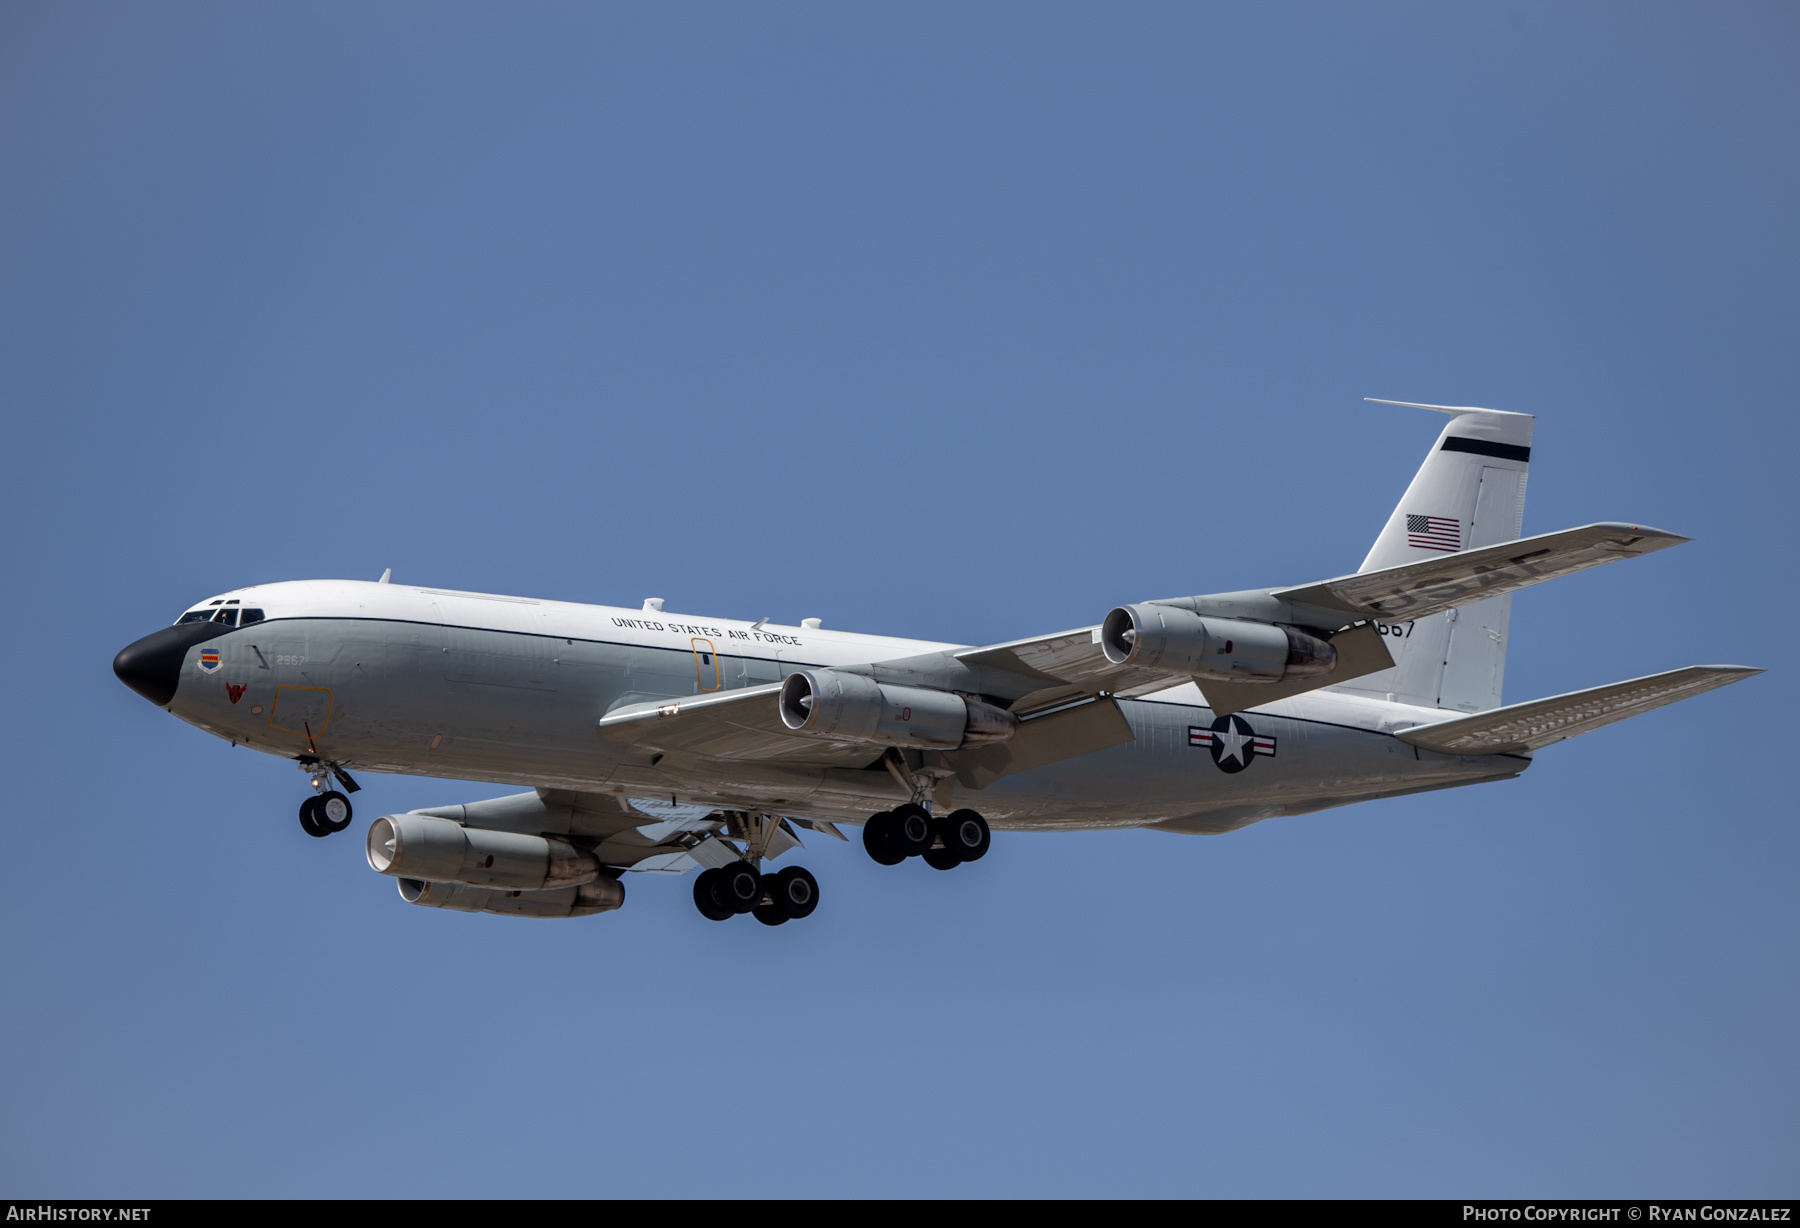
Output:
396,876,625,918
366,814,602,890
1100,603,1336,682
778,669,1016,750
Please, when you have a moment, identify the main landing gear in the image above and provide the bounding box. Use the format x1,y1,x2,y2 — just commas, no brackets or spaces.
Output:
296,758,360,838
689,809,821,926
861,803,990,870
693,863,820,926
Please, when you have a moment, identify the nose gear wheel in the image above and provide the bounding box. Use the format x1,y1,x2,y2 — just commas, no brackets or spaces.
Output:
294,758,358,837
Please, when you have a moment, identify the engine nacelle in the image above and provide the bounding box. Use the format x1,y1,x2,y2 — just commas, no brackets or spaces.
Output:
1100,603,1336,683
397,876,625,918
366,814,602,890
778,669,1016,750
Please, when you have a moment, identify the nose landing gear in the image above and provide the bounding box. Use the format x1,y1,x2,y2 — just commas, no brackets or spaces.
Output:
299,791,353,838
296,758,359,837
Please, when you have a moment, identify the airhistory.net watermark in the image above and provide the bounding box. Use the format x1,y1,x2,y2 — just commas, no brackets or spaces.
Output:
6,1210,150,1222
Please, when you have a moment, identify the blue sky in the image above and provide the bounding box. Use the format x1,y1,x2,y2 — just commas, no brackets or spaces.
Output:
1,2,1794,1197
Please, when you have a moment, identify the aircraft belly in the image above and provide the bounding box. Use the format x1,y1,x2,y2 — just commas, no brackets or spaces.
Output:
926,696,1523,833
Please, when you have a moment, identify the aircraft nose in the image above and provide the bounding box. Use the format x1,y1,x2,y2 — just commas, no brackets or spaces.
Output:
113,622,224,707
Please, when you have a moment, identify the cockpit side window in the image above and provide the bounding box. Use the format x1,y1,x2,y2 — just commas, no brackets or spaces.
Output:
239,609,266,626
176,611,212,625
211,608,240,626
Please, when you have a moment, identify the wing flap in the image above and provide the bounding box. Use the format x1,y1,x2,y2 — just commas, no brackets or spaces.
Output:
1196,622,1398,716
945,695,1136,789
1395,665,1763,755
1275,522,1689,622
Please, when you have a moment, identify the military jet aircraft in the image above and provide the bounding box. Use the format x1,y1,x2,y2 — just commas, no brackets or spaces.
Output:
112,402,1760,927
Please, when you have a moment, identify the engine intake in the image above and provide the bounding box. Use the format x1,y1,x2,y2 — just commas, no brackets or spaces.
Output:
397,876,625,918
367,814,602,890
778,669,1015,750
1100,603,1336,683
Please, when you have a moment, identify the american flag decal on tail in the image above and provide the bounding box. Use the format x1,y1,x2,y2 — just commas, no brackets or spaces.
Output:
1406,514,1461,552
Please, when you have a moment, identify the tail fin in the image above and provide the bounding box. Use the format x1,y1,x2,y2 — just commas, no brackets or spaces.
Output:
1332,401,1534,712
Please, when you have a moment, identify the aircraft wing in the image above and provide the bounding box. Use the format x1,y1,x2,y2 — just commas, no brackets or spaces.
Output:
1273,522,1688,622
957,622,1397,718
596,684,883,768
1395,665,1763,755
954,627,1161,716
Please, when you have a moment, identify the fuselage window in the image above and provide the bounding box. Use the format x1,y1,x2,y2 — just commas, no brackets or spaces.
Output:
177,611,211,625
240,609,265,625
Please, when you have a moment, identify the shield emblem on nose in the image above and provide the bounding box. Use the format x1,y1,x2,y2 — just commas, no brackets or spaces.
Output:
198,649,221,674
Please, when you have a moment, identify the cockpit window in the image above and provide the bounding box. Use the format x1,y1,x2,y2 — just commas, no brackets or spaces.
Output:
177,605,264,626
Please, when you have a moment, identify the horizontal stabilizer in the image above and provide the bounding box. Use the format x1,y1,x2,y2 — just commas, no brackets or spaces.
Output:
1275,522,1688,624
1395,665,1763,756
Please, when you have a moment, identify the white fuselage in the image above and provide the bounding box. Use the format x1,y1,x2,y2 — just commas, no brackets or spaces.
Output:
154,579,1527,837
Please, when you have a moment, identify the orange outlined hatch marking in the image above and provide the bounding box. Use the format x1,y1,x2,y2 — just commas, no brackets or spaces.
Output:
692,639,721,692
268,686,333,738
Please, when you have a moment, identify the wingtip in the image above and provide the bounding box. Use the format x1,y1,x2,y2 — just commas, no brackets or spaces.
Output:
1591,521,1692,545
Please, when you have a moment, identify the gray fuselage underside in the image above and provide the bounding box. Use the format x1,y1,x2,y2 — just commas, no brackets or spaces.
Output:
165,610,1525,839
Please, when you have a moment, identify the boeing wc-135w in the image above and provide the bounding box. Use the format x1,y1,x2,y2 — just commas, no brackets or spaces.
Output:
112,402,1762,927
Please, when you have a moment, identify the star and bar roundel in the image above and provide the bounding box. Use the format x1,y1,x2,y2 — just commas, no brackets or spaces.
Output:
1189,714,1277,774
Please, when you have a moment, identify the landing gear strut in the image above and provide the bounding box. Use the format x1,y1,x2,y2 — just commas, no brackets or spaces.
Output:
296,758,358,837
863,806,989,870
689,810,822,925
862,748,987,869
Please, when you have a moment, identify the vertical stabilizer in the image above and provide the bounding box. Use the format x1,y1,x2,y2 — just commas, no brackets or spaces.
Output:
1333,402,1533,712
